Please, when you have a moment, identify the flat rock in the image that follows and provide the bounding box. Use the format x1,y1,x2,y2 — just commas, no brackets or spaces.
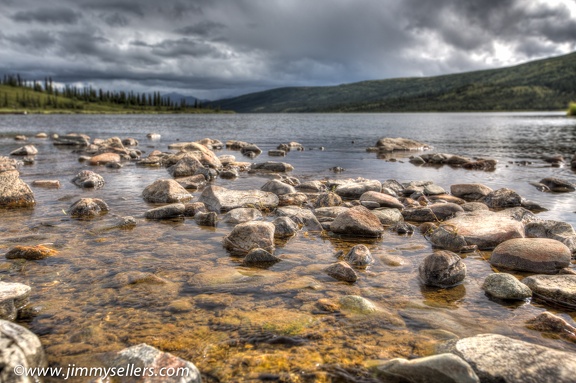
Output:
242,248,281,266
481,273,532,300
223,208,263,224
440,210,524,250
223,221,275,256
144,203,185,220
199,185,278,212
0,170,35,208
0,282,31,321
330,205,384,238
31,180,60,189
482,188,522,209
375,353,479,383
142,179,193,203
526,312,576,342
372,208,404,226
250,161,294,173
438,333,576,383
522,274,576,308
89,152,121,166
359,191,404,209
419,250,466,288
450,184,493,201
490,238,571,274
376,137,431,152
5,245,57,260
10,145,38,156
525,220,576,253
335,179,382,199
0,320,47,383
402,203,464,222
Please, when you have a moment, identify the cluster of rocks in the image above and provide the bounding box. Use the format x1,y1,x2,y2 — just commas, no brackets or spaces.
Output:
532,177,576,193
409,153,498,171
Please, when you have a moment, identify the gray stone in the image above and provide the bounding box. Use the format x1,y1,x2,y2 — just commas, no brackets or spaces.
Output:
461,202,489,212
526,312,576,342
223,208,263,224
325,262,358,282
450,184,493,201
482,188,523,209
272,217,299,238
176,174,206,190
142,179,192,203
314,206,349,220
218,154,236,165
71,170,105,189
144,203,185,220
381,179,404,195
481,273,532,300
278,192,308,207
490,238,571,274
268,150,286,157
223,221,275,256
276,206,323,231
339,295,377,314
330,205,384,237
314,192,342,208
10,145,38,156
250,161,294,173
335,179,382,199
166,142,222,169
375,353,479,383
53,133,90,146
199,185,278,212
419,251,466,288
359,191,404,209
167,155,204,178
69,198,109,218
240,143,262,156
402,203,464,222
0,282,31,321
297,181,326,193
183,202,207,217
344,244,374,267
242,248,281,266
194,211,218,226
0,320,47,383
261,179,297,195
525,220,576,253
375,137,431,152
539,177,576,192
429,225,469,252
424,183,446,196
98,343,201,383
0,170,35,208
372,208,404,226
522,274,576,308
438,333,576,383
220,166,239,179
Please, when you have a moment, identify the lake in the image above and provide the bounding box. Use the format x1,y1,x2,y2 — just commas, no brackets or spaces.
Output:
0,112,575,382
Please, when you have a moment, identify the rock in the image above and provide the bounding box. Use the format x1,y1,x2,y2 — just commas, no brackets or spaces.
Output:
339,295,377,314
5,245,57,260
261,179,296,195
522,274,576,308
359,191,404,209
409,155,426,165
175,174,206,190
330,205,384,237
146,133,161,140
183,202,207,217
276,206,323,231
71,170,105,189
167,155,204,178
35,132,48,138
424,184,447,195
240,143,262,156
297,180,326,193
93,216,137,231
438,333,576,383
122,137,138,146
526,312,576,342
226,140,252,150
0,282,31,321
392,221,417,235
69,198,109,218
218,154,236,165
482,188,523,209
219,166,239,179
440,210,525,250
0,170,35,207
250,161,294,173
0,156,22,172
344,245,374,267
525,220,576,253
88,152,121,166
272,217,299,238
196,137,223,150
314,192,342,208
242,248,281,266
0,319,47,383
429,225,469,252
144,203,185,220
419,251,466,288
10,145,38,156
314,206,349,220
166,142,222,169
194,211,218,226
97,343,201,383
325,262,358,282
490,238,571,274
199,185,278,212
482,273,532,300
428,194,466,205
223,221,275,256
461,202,489,212
520,199,547,212
109,271,168,288
278,192,308,207
268,150,286,156
450,184,493,201
375,353,479,383
375,137,431,152
572,154,576,170
142,179,192,203
402,203,464,222
53,133,90,146
223,208,263,224
372,208,404,226
335,179,382,199
539,177,575,193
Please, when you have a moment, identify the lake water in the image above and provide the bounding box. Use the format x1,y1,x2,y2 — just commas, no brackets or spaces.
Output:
0,112,575,382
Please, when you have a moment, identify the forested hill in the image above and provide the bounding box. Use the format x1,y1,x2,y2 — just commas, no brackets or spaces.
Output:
210,51,576,113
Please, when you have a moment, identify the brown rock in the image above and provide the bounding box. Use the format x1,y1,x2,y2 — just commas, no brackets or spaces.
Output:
450,184,493,201
5,245,57,260
490,238,571,274
330,205,384,237
359,191,404,209
0,170,35,208
88,152,122,166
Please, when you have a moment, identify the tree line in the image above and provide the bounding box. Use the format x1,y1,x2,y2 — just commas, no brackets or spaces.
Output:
1,73,205,110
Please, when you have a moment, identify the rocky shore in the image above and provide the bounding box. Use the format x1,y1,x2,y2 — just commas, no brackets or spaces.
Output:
1,133,576,382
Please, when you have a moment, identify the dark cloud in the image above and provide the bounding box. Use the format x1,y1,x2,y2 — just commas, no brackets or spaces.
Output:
0,0,574,99
12,8,81,25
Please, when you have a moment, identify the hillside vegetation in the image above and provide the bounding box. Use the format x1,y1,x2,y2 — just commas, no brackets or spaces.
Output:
211,52,576,113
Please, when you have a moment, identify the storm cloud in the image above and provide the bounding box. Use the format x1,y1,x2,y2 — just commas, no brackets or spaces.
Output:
0,0,575,99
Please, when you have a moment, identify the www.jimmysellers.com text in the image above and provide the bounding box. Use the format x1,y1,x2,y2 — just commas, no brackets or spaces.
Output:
13,364,192,380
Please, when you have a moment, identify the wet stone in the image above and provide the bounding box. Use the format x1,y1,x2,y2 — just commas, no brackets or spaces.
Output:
330,205,383,238
242,248,281,266
0,282,31,321
142,179,193,203
199,185,278,212
522,274,576,308
272,216,299,238
450,183,493,201
325,262,358,282
344,244,374,267
10,145,38,156
144,203,185,220
71,170,105,189
525,220,576,254
0,170,36,208
359,191,404,209
526,312,576,342
482,188,523,209
194,211,218,227
0,320,47,383
539,177,576,193
223,207,263,224
69,198,109,219
490,238,571,274
223,221,275,256
372,208,404,226
419,250,466,288
314,192,343,208
339,295,377,314
5,245,58,260
481,273,532,300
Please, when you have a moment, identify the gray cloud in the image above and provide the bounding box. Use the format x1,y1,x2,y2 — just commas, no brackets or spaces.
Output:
0,0,575,99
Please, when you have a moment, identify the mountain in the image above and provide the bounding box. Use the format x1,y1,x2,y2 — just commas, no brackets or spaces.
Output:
164,92,203,106
210,52,576,113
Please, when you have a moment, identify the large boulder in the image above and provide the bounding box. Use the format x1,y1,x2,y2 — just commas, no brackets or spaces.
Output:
335,179,382,199
97,343,201,383
438,333,576,383
142,179,193,203
375,354,479,383
199,185,278,212
481,273,532,300
68,198,109,218
0,282,31,321
0,170,35,208
359,191,404,209
419,251,466,288
0,320,47,383
522,274,576,308
223,221,275,256
71,170,105,189
439,210,524,250
525,220,576,253
490,238,571,274
166,142,222,169
450,184,493,201
330,205,384,238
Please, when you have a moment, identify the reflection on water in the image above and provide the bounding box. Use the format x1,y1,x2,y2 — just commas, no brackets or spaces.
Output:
0,112,575,381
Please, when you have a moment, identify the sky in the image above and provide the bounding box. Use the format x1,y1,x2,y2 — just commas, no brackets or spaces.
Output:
1,0,575,100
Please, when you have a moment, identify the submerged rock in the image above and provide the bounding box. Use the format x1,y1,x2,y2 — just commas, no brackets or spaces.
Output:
199,185,278,213
522,274,576,308
242,248,281,266
194,211,218,227
339,295,377,314
481,273,532,300
526,312,576,342
71,170,105,189
69,198,109,218
0,170,35,208
490,238,571,274
324,262,358,282
142,179,193,203
223,221,275,256
419,251,466,288
223,208,263,224
5,245,57,260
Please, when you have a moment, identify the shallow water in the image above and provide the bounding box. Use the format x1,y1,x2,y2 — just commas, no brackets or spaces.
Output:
0,112,575,382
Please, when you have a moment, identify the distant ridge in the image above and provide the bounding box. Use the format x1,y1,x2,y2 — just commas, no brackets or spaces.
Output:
210,52,576,113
